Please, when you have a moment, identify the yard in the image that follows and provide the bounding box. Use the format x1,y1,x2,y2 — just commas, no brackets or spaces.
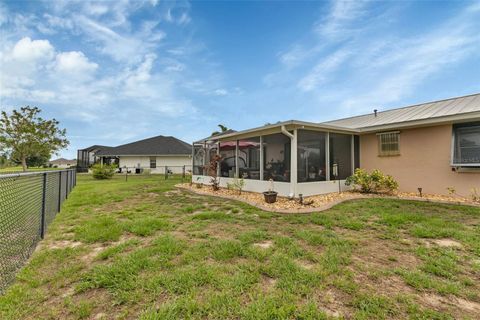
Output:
1,175,479,319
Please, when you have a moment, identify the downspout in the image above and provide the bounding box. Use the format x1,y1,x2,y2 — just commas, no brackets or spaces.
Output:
217,142,220,178
191,143,195,175
235,140,240,178
281,125,297,197
259,136,264,180
281,125,294,139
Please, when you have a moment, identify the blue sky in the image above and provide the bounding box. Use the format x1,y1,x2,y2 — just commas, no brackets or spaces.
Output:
1,0,479,159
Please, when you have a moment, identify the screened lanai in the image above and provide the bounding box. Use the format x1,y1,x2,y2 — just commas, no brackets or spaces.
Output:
193,121,360,197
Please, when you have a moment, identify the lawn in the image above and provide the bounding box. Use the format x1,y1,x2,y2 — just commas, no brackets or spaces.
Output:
0,174,479,319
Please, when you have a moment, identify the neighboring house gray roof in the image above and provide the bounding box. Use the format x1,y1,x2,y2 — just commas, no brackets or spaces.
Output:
95,135,191,156
326,93,480,130
50,158,75,164
79,145,113,153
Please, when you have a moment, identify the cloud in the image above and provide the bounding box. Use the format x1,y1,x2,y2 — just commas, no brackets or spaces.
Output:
315,0,369,38
123,53,157,97
213,89,228,96
54,51,98,80
263,0,480,120
1,38,198,130
297,49,351,91
10,37,54,62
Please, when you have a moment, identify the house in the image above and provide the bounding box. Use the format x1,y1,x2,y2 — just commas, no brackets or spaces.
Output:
193,93,480,197
49,158,76,168
93,135,192,174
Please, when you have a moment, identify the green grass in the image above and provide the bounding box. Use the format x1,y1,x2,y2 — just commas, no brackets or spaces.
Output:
1,174,479,319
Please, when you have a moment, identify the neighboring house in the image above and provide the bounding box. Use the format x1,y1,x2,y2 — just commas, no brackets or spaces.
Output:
193,93,480,197
49,158,76,168
77,145,112,173
94,135,192,174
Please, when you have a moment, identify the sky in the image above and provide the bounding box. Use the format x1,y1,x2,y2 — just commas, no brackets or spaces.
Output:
1,0,479,159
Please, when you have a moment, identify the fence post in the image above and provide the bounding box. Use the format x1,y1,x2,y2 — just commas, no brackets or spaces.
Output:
182,165,185,181
58,171,62,212
65,170,69,199
165,166,168,180
40,172,47,239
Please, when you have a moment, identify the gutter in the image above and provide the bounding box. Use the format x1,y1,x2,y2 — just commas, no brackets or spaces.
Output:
281,125,294,139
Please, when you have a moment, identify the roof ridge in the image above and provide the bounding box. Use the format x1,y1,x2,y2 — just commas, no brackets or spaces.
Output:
113,135,168,148
325,92,480,123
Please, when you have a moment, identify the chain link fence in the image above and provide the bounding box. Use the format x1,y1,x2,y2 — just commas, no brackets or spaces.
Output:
0,169,76,293
115,165,192,181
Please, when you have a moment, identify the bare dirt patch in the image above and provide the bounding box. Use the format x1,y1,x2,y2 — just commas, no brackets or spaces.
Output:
40,240,82,250
352,238,419,270
253,240,273,249
261,275,277,291
80,246,105,263
94,313,107,320
297,260,315,270
422,293,480,317
317,288,350,319
164,190,181,197
425,239,463,248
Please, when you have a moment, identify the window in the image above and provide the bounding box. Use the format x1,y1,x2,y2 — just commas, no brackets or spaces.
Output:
453,123,480,166
377,132,400,156
150,157,156,169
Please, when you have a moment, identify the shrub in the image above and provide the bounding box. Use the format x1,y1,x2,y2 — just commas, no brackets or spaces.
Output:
92,164,117,180
345,168,398,194
227,174,246,194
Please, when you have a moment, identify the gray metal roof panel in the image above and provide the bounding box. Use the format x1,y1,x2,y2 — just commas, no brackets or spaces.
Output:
325,93,480,129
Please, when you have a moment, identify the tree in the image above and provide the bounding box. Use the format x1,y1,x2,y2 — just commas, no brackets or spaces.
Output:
0,154,9,168
0,106,69,171
11,150,50,168
211,124,229,136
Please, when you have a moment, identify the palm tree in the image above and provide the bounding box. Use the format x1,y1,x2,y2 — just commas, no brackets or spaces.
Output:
211,124,229,136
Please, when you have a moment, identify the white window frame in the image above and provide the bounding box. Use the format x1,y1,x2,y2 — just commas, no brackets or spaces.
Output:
376,131,400,156
451,123,480,167
149,156,157,169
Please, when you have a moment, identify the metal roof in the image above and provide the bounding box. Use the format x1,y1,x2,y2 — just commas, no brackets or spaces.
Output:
195,120,360,143
95,135,191,156
325,93,480,130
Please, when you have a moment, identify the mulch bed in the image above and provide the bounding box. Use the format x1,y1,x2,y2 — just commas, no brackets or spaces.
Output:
176,184,480,213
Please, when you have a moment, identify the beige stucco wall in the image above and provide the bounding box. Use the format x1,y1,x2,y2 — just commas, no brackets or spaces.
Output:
360,124,480,197
119,155,191,173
